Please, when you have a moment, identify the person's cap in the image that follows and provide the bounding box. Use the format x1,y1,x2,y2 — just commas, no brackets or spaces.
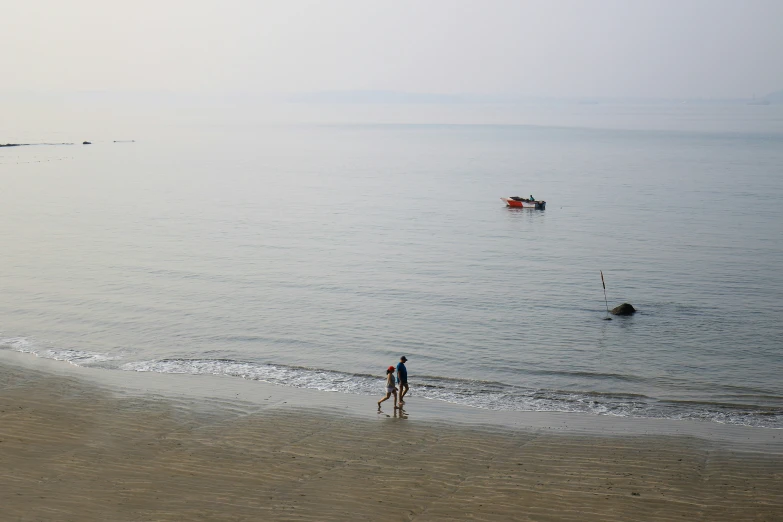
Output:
400,356,407,362
387,366,395,371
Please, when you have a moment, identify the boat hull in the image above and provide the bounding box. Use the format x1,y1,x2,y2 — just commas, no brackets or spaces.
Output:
501,197,546,210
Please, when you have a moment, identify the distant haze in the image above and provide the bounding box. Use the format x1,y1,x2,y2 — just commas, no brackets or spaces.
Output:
2,0,782,99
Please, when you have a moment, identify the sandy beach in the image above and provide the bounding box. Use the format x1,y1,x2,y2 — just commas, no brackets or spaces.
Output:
1,356,782,521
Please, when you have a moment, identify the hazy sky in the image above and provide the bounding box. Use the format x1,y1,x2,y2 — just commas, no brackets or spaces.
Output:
2,0,782,99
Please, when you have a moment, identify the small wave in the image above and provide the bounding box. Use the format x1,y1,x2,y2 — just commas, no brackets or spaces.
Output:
122,358,782,429
3,339,780,429
522,368,648,383
0,336,117,366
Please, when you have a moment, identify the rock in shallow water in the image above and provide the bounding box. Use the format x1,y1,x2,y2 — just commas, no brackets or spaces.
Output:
611,303,636,315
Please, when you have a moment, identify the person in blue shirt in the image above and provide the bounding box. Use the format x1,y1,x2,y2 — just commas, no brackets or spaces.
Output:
396,356,409,404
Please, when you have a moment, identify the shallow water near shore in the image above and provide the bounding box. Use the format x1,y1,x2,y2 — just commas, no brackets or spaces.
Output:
1,104,782,427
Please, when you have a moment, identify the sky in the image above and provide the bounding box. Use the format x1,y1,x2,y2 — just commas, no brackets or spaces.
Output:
1,0,782,99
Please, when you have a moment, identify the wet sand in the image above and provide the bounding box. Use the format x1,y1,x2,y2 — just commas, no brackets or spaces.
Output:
1,361,782,521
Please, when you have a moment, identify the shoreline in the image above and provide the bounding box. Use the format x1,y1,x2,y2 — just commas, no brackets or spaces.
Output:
2,352,783,520
2,349,781,448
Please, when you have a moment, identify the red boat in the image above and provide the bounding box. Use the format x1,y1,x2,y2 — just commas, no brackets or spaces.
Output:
501,196,546,210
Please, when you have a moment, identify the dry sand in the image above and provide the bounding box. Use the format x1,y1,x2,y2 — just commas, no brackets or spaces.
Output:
1,362,782,521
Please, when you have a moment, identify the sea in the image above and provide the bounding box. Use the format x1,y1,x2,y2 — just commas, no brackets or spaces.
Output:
2,102,782,428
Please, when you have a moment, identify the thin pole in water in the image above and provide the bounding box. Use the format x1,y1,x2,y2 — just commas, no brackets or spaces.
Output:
600,270,612,320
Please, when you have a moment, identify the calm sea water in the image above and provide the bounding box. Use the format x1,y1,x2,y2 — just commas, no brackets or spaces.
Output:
2,104,782,427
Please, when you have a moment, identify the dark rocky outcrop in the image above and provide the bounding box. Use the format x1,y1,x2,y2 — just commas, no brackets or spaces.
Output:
83,141,91,145
1,142,71,147
610,303,636,316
